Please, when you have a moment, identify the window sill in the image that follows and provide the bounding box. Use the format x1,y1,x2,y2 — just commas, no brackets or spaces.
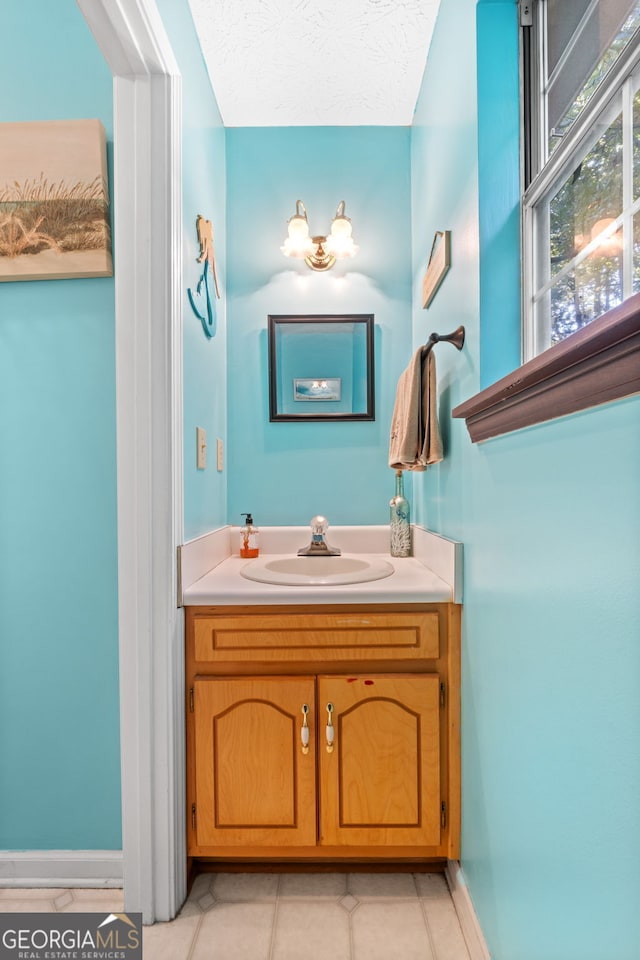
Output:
452,294,640,442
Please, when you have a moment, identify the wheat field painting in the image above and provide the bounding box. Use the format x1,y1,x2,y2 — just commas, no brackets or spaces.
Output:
0,119,112,282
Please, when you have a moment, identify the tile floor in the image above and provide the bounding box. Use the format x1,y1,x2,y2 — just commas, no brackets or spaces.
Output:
0,872,471,960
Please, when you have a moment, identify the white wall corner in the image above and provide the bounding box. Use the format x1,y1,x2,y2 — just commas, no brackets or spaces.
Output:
445,860,492,960
0,851,123,888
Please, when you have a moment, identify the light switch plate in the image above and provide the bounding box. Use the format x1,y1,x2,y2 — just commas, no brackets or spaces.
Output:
196,427,207,469
216,438,224,472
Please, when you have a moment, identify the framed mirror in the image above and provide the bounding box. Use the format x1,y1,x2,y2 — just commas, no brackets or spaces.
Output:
268,314,375,422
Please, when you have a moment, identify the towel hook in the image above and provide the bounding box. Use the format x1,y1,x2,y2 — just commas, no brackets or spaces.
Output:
421,325,465,356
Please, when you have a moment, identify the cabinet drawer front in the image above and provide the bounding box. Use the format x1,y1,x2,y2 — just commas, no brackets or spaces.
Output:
194,612,439,664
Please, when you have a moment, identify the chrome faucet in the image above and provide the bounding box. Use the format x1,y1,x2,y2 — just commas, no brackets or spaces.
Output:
297,516,341,557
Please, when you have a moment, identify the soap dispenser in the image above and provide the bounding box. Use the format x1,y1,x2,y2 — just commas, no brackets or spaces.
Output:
240,513,260,558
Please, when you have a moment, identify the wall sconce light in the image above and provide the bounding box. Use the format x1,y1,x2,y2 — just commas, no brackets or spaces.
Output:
281,200,358,271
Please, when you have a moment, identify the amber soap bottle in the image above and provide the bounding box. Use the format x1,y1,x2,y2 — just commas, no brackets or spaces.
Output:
240,513,260,558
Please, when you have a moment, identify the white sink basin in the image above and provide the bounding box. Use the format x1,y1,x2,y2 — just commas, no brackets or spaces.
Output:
240,555,395,587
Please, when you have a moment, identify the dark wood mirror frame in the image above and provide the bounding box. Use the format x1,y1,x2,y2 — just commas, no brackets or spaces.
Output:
268,314,375,422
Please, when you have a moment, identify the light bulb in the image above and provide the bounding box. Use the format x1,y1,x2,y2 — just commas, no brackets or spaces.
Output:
281,214,314,258
330,216,352,239
281,202,313,258
326,203,357,259
288,215,310,239
326,231,358,258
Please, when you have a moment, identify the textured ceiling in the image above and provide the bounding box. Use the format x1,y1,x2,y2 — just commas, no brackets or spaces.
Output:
187,0,441,126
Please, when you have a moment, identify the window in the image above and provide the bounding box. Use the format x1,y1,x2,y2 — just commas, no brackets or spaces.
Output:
452,2,640,443
523,0,640,359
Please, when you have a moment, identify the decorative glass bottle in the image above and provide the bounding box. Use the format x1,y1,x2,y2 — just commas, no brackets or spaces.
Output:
390,469,411,557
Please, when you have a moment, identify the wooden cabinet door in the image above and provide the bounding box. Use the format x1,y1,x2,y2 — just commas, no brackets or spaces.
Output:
193,677,317,847
318,675,441,847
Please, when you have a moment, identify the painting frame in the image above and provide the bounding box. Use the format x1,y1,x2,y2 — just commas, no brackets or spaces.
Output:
422,230,451,308
0,118,113,282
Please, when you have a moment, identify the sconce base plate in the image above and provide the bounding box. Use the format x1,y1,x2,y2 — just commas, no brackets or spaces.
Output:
305,237,336,272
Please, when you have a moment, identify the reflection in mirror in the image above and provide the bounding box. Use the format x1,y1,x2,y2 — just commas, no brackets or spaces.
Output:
268,314,374,421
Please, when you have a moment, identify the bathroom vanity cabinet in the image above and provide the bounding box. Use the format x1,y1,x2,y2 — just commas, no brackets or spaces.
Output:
185,603,460,866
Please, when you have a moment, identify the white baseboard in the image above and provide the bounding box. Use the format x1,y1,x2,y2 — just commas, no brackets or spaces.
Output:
0,851,123,888
446,860,491,960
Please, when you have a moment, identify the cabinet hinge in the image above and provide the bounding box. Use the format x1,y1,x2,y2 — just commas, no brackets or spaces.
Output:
519,0,533,27
439,681,446,708
189,687,194,713
191,803,196,830
441,801,447,829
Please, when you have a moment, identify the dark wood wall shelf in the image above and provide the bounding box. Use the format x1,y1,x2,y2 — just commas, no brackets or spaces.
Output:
452,294,640,442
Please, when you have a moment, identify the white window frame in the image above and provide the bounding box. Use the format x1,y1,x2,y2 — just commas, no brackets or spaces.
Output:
522,1,640,361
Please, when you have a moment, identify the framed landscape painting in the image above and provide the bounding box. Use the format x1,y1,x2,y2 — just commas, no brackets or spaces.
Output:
0,119,113,282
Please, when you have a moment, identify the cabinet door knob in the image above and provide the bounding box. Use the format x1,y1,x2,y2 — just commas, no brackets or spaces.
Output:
325,702,335,754
301,703,310,755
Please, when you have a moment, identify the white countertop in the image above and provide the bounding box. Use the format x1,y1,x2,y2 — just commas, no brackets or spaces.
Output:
180,525,462,606
182,553,453,606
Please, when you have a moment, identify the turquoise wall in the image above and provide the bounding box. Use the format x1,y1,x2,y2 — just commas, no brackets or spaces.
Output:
412,2,640,958
0,0,120,847
4,10,638,953
156,0,228,542
225,127,412,526
0,0,227,850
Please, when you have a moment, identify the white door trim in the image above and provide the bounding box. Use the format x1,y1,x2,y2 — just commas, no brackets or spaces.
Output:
76,0,184,923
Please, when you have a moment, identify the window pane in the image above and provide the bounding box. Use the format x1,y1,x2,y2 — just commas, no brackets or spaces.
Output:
634,87,640,199
549,112,623,279
548,0,640,152
525,2,640,361
550,231,623,344
547,0,591,75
